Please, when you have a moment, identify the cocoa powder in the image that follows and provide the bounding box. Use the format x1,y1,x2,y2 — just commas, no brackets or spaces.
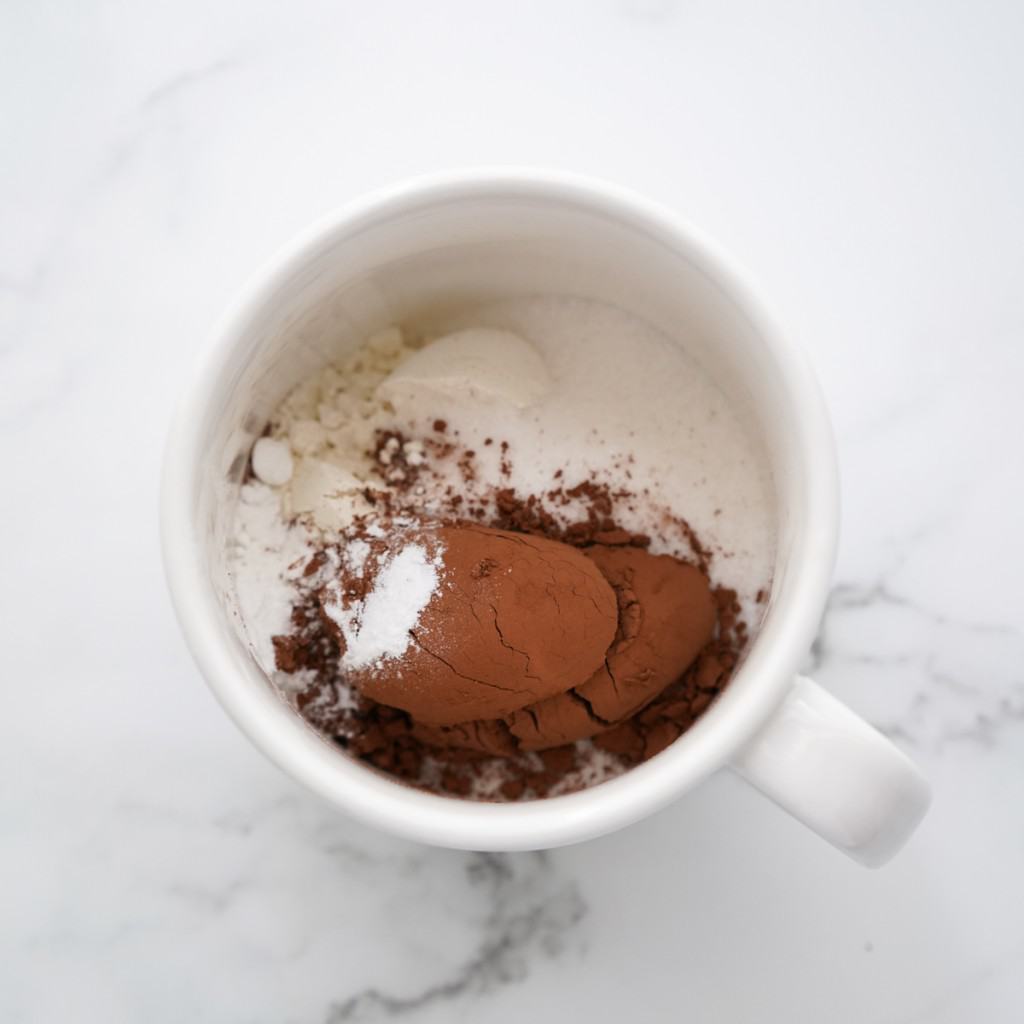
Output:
333,524,618,726
270,435,753,801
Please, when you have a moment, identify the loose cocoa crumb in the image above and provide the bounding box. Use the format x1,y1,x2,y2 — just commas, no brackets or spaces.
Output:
471,557,500,579
500,778,526,800
664,512,713,574
592,529,650,547
458,449,477,484
303,551,327,577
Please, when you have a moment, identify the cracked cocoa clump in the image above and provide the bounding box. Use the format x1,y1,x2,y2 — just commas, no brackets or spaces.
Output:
504,545,714,749
318,523,618,726
313,520,717,756
416,544,715,753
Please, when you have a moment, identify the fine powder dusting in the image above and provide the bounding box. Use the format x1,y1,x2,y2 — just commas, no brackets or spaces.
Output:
322,543,442,671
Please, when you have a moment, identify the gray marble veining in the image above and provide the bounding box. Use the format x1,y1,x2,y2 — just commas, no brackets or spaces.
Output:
2,1,1022,1021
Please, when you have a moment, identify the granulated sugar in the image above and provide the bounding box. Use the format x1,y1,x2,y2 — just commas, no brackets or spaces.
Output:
395,296,776,614
260,297,775,614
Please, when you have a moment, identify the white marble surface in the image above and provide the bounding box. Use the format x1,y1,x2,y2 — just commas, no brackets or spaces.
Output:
3,2,1022,1021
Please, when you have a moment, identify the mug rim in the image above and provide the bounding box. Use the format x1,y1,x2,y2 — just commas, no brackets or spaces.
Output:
161,167,839,850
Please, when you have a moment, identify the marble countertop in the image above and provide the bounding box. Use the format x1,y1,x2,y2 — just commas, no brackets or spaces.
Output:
3,2,1022,1021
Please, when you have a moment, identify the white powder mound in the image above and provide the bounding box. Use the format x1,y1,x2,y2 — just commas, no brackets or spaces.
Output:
229,330,421,674
377,327,551,410
343,538,371,574
229,481,315,672
401,297,777,613
321,542,443,671
269,325,421,530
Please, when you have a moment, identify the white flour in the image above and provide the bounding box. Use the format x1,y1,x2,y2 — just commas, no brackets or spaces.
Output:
321,542,443,671
229,480,315,673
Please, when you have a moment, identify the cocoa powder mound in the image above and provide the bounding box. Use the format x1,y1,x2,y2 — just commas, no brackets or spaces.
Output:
269,435,754,801
278,577,745,799
505,545,716,751
416,544,717,755
590,585,744,762
330,524,618,726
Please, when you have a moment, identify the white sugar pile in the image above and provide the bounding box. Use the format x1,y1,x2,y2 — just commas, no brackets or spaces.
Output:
241,299,776,621
321,542,443,672
410,296,776,612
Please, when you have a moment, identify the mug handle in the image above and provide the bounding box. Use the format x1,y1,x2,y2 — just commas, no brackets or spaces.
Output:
729,676,931,867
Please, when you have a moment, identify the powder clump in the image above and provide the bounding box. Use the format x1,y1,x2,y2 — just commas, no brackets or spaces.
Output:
320,541,443,672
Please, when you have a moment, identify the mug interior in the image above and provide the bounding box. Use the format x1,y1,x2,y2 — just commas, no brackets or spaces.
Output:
168,174,836,849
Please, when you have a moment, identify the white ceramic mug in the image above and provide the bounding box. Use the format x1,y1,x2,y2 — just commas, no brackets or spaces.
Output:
162,169,930,866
